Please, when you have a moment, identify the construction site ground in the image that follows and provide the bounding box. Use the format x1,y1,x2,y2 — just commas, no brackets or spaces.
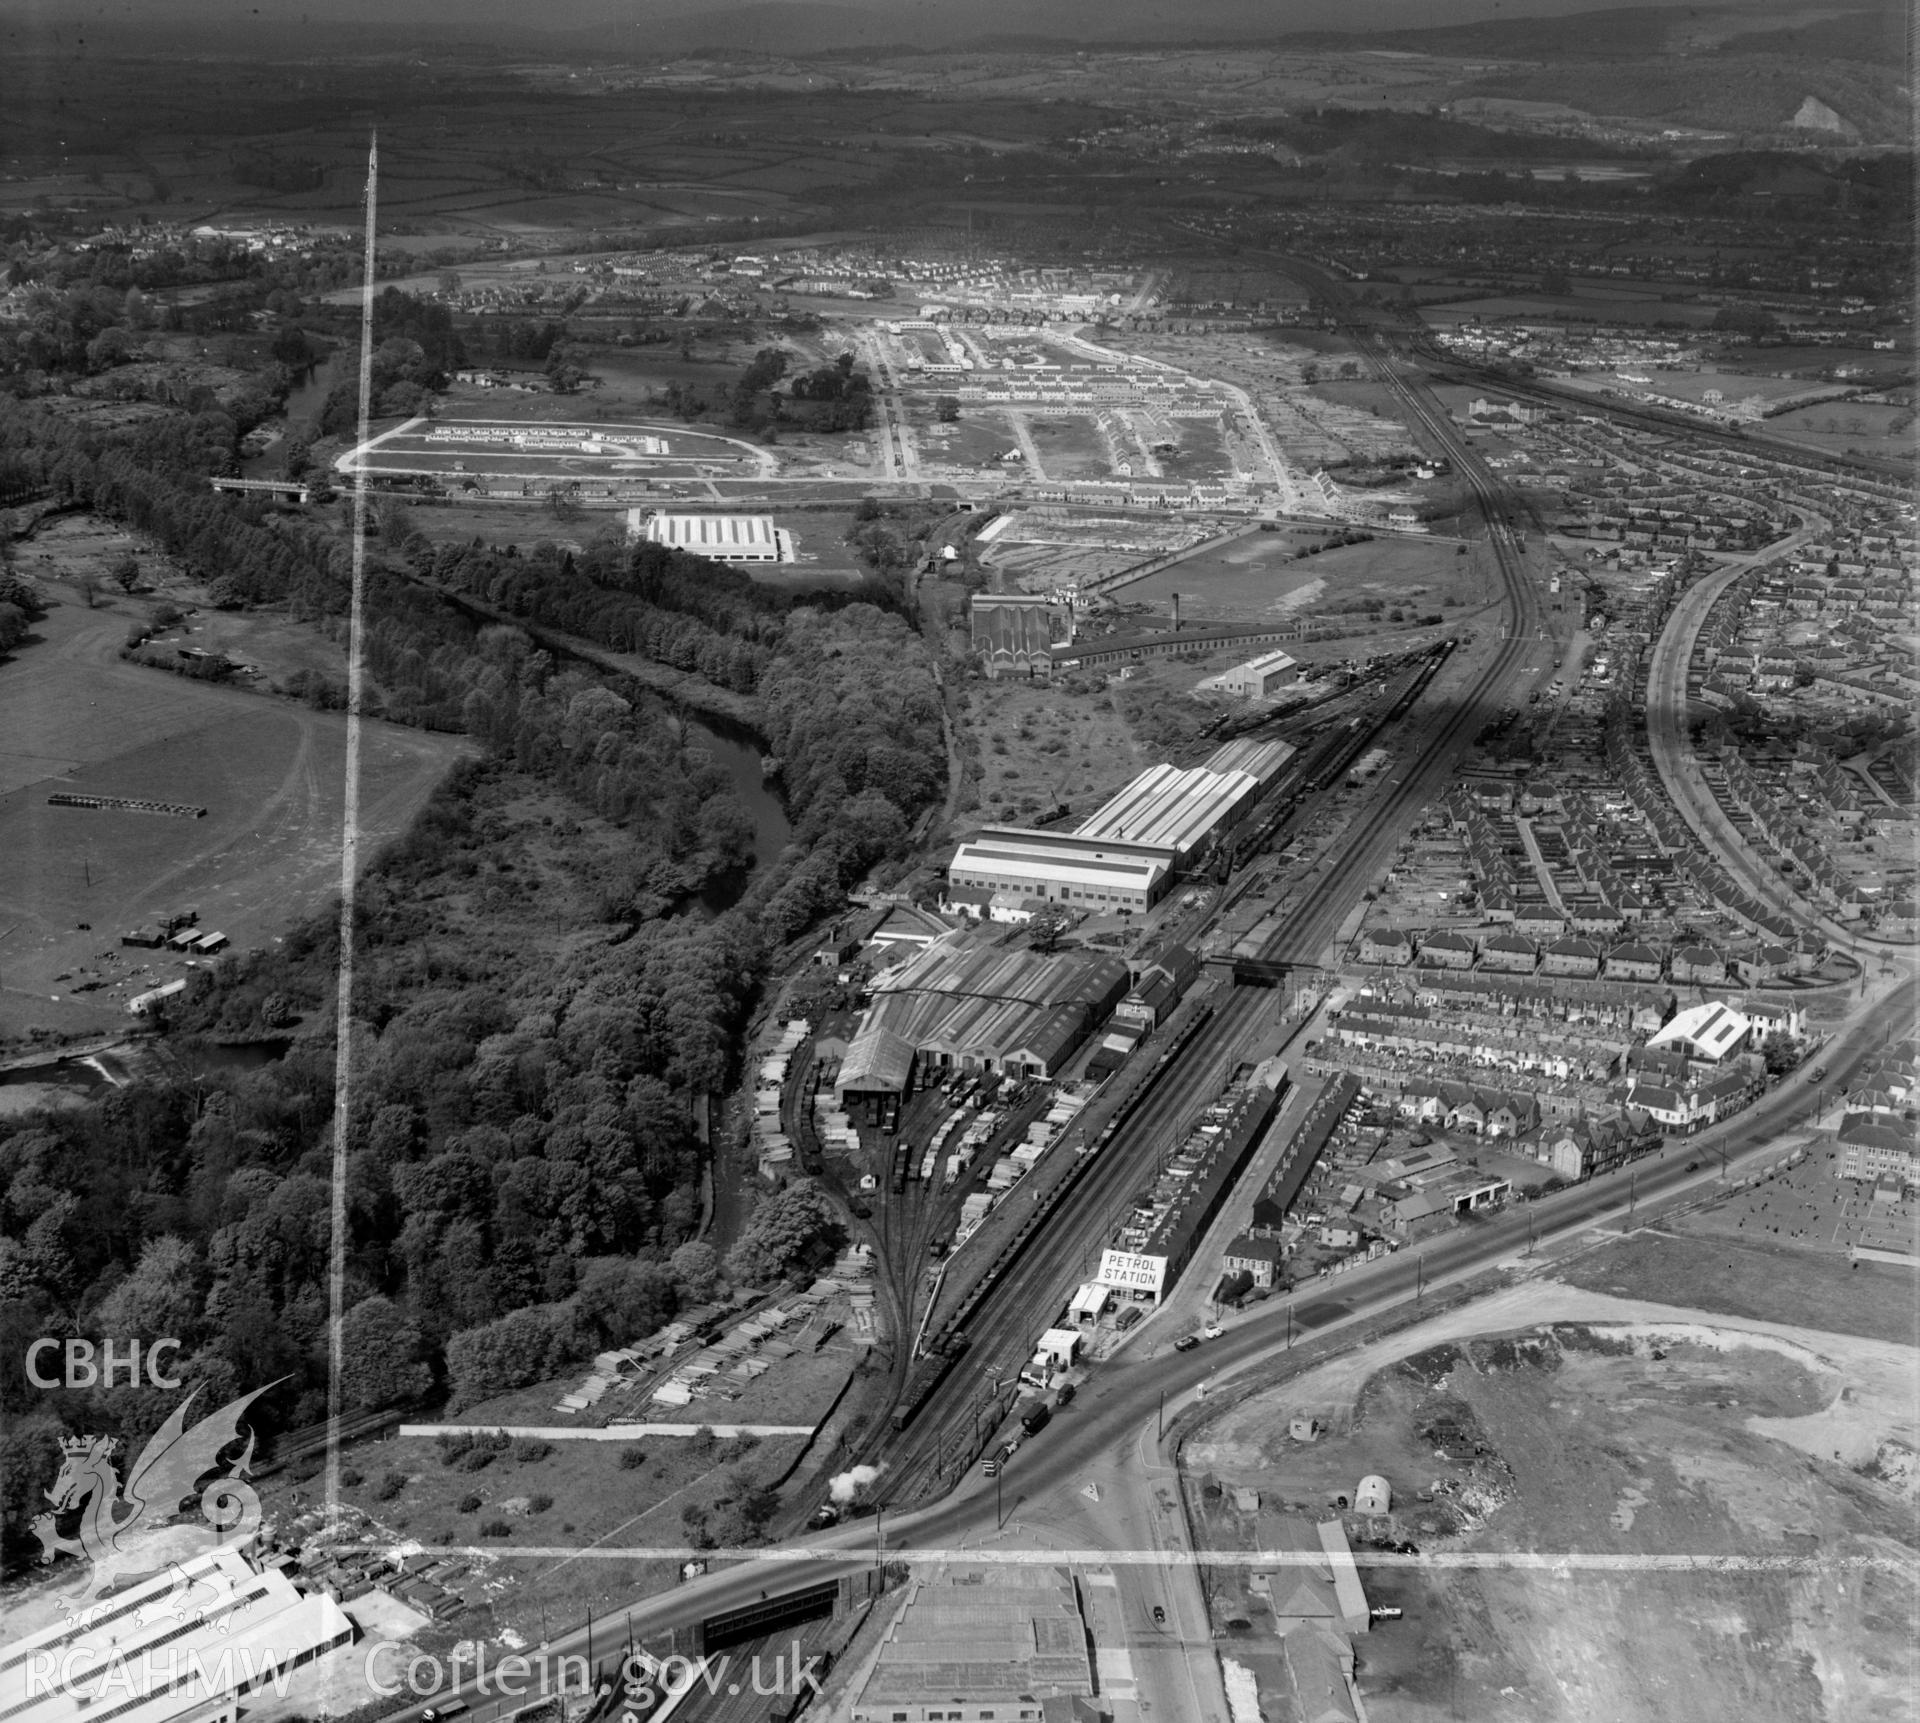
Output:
1182,1271,1919,1723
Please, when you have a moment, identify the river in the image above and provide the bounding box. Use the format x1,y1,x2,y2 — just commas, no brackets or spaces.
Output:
0,1040,287,1106
242,353,343,477
683,712,793,909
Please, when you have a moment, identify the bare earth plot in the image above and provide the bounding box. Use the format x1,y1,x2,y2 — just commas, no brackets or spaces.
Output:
1188,1274,1918,1723
0,598,469,1039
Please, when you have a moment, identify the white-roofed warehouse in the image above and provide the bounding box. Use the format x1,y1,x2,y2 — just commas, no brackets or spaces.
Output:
947,827,1172,912
637,512,792,563
1075,761,1262,861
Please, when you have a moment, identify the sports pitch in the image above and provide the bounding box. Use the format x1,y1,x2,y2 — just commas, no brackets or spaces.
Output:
337,416,777,484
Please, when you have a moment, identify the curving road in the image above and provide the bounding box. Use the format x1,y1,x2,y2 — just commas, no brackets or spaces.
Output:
1641,512,1890,953
377,948,1913,1723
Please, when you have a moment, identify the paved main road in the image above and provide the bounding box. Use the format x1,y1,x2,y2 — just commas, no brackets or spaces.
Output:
1642,514,1858,945
373,958,1912,1723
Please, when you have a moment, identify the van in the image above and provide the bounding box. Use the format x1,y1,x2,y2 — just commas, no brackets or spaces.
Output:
1020,1404,1052,1438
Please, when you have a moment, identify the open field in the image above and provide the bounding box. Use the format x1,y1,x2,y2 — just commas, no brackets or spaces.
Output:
1122,531,1474,624
0,591,469,1043
1425,296,1723,328
1555,1226,1919,1348
1024,414,1112,481
1707,345,1912,383
1635,370,1841,407
915,411,1020,473
958,674,1154,832
1187,1284,1920,1723
1664,1140,1918,1263
1762,400,1914,456
261,1428,805,1640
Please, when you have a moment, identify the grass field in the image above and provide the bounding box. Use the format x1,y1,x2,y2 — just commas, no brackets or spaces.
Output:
266,1428,805,1640
1025,414,1112,480
914,411,1017,473
1762,399,1912,455
1554,1226,1919,1347
1124,532,1473,623
1425,296,1723,328
1155,416,1233,483
0,588,468,1044
962,674,1151,829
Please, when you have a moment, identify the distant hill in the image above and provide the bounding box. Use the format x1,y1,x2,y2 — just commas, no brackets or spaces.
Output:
1713,7,1908,65
0,0,1836,55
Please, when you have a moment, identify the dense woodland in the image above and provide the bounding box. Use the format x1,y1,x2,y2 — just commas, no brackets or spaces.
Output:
0,354,945,1567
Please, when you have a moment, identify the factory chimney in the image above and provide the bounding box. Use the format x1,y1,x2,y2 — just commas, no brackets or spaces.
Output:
1171,591,1181,632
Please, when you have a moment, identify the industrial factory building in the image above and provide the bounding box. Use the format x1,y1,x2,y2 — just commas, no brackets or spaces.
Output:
1076,761,1263,860
1050,620,1303,672
635,512,792,563
835,937,1130,1102
945,739,1294,912
946,827,1174,912
849,1562,1096,1723
3,1545,354,1723
1198,647,1301,700
970,593,1066,680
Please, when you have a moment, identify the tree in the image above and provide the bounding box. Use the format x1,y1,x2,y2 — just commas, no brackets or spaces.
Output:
723,1181,843,1288
378,496,415,547
109,549,140,593
337,1295,433,1411
934,396,960,423
91,1235,203,1343
669,1241,721,1303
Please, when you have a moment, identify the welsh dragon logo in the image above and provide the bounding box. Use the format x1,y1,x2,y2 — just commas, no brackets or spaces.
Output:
32,1382,277,1623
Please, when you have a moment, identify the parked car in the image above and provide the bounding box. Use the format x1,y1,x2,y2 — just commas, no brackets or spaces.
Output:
1809,1065,1828,1082
1152,1605,1166,1625
1204,1321,1222,1339
1055,1383,1076,1406
1173,1335,1201,1353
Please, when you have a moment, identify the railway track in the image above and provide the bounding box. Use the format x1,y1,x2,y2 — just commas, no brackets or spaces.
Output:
876,984,1272,1499
860,248,1547,1497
